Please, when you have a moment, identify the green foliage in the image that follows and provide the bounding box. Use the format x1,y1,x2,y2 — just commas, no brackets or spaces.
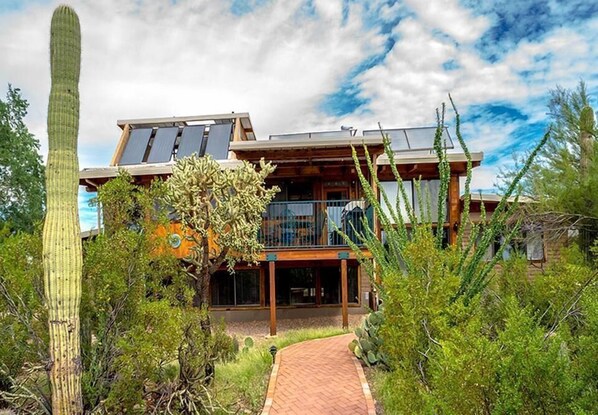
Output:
0,85,45,235
349,310,388,367
0,231,49,412
346,99,598,413
501,81,598,254
166,155,279,276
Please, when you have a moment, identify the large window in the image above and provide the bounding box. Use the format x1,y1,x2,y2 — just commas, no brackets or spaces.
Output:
379,179,446,224
320,266,359,304
380,180,413,224
210,270,260,307
479,230,545,262
265,266,360,306
275,268,316,305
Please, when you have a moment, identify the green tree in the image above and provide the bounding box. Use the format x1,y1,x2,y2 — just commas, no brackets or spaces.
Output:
0,85,45,234
165,155,278,321
502,81,598,249
165,155,277,388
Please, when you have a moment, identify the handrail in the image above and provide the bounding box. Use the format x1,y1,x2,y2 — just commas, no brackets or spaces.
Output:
260,199,372,248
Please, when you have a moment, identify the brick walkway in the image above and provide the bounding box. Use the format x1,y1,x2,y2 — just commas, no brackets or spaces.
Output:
262,333,375,415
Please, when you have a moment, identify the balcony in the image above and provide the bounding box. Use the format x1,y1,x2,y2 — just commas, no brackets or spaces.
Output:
260,200,373,249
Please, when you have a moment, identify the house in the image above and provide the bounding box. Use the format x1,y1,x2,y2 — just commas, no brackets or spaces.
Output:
79,112,555,335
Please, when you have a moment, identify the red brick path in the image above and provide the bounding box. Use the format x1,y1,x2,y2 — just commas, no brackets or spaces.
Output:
262,333,375,415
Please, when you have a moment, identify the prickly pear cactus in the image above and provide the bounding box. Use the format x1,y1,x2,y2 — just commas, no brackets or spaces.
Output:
43,5,83,414
349,310,389,368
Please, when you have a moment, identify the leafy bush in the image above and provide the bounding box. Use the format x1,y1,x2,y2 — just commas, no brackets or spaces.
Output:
346,101,598,414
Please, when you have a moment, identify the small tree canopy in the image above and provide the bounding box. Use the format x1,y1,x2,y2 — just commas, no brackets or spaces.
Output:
0,85,45,234
166,155,278,273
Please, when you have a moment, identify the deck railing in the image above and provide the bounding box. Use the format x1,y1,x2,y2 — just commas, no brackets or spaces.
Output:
260,200,373,248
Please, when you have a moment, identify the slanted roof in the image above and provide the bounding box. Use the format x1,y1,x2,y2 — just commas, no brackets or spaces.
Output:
79,160,243,191
110,113,253,166
463,193,536,204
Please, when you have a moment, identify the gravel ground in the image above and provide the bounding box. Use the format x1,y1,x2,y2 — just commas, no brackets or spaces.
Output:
225,314,364,344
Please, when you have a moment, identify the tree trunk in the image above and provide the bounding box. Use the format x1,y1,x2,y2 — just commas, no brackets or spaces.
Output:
43,6,83,414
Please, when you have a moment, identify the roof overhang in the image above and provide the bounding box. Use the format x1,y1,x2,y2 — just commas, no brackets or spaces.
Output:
230,135,385,162
79,159,244,191
463,193,536,204
117,112,253,133
376,151,484,166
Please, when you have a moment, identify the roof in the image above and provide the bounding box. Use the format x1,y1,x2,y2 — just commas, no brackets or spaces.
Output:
80,159,244,190
463,193,536,204
110,113,254,167
117,112,254,139
376,151,484,165
229,135,384,151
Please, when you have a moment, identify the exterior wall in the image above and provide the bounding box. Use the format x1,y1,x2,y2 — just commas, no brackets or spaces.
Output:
210,262,371,323
462,210,568,277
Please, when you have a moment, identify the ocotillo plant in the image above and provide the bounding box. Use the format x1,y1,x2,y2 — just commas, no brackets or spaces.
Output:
43,5,83,414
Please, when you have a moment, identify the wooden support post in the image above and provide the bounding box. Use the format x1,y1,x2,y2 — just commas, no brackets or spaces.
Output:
370,154,382,292
269,261,277,336
449,175,460,245
341,259,348,329
110,123,131,166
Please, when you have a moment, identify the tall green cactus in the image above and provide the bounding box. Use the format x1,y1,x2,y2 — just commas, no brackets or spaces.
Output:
43,5,83,414
579,105,595,180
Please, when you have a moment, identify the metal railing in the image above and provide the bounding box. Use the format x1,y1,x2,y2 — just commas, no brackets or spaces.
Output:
259,200,373,248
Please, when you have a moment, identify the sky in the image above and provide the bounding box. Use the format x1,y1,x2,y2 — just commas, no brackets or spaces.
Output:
1,0,597,230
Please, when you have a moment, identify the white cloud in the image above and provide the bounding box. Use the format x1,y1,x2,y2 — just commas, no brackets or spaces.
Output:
0,0,385,167
1,0,597,229
402,0,490,44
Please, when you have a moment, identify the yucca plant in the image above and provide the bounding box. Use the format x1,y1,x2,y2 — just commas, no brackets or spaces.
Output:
43,5,83,414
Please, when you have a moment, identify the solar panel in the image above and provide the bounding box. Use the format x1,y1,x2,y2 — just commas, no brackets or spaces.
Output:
405,127,453,150
204,123,232,160
147,126,178,163
119,128,152,165
363,129,409,151
363,127,453,152
176,125,206,159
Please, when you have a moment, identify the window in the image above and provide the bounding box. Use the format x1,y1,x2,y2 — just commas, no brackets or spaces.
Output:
478,229,544,262
210,270,260,307
276,268,316,305
266,266,360,306
380,181,413,224
320,266,359,305
414,180,443,222
380,179,447,224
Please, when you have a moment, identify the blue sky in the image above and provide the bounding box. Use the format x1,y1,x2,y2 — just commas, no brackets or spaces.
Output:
0,0,597,230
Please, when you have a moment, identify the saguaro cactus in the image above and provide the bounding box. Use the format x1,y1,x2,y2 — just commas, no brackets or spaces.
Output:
579,105,595,180
43,5,83,414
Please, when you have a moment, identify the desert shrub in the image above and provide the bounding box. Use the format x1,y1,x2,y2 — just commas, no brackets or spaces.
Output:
347,101,598,414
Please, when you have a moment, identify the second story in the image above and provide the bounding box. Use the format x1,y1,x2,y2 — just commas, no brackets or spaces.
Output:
80,112,484,253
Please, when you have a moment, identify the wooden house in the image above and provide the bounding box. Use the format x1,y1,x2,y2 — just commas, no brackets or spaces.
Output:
82,112,559,335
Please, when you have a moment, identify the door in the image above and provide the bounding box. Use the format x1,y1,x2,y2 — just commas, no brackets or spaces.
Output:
325,188,349,245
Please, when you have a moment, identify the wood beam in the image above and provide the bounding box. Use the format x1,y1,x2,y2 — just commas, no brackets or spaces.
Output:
269,261,277,336
449,175,460,245
341,259,348,329
110,123,130,166
233,117,242,142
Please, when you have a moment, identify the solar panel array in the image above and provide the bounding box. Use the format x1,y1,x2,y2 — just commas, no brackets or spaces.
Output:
118,124,232,165
269,129,351,140
362,127,454,152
